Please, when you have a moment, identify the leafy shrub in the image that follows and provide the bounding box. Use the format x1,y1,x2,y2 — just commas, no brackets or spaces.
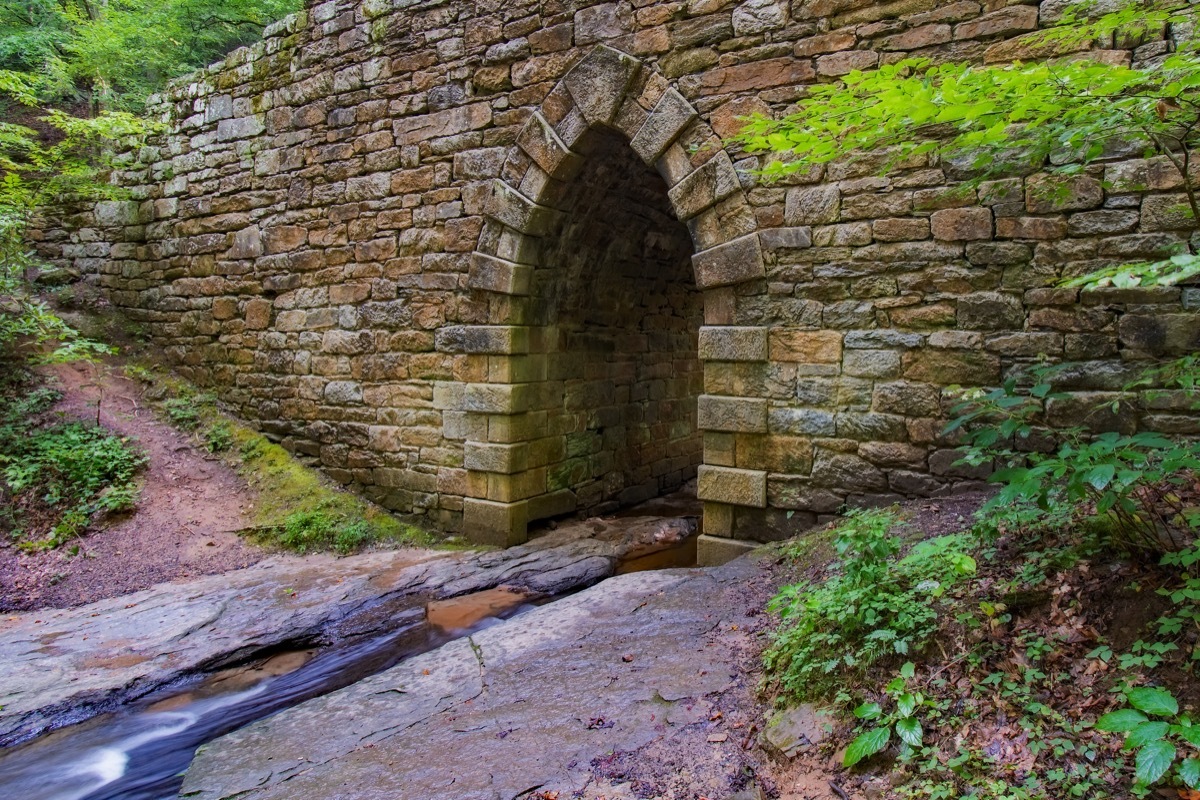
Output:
764,508,976,701
0,401,146,548
949,359,1200,554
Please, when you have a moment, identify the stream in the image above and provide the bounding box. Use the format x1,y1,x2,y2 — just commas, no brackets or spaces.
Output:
0,591,543,800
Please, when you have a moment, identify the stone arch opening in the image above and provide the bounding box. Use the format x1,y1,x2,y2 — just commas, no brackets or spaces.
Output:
532,126,703,517
447,45,768,546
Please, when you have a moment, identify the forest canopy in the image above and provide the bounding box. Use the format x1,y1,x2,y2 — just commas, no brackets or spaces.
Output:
0,0,302,112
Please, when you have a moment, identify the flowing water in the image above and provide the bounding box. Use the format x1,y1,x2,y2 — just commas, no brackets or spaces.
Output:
0,508,702,800
0,592,541,800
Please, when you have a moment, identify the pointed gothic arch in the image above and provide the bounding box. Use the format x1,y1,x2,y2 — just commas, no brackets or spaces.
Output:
439,45,771,546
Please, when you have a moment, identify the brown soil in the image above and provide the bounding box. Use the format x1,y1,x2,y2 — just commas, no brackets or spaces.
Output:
0,361,263,612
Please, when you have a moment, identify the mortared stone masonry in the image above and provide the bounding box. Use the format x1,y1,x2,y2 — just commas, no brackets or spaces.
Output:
34,0,1200,561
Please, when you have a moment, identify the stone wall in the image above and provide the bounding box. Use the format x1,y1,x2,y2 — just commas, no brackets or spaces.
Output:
35,0,1200,557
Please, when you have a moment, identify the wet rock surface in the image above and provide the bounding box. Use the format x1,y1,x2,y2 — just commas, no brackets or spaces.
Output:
181,554,770,800
0,515,697,747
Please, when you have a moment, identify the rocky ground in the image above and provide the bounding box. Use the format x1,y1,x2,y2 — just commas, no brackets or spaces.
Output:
0,513,699,748
181,554,779,800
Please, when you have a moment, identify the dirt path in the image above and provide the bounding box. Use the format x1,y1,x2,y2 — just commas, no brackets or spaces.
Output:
0,361,262,611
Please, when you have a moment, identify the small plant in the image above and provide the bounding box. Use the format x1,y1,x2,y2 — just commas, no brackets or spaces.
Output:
203,420,234,453
1096,686,1200,792
162,397,200,430
948,359,1200,554
845,661,929,767
765,508,976,700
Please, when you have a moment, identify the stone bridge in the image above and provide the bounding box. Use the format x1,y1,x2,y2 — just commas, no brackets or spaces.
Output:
38,0,1200,559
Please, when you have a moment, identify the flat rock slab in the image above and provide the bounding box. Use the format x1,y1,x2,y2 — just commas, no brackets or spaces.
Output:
0,516,696,746
181,555,762,800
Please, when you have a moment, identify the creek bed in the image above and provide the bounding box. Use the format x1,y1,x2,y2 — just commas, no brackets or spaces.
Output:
0,588,542,800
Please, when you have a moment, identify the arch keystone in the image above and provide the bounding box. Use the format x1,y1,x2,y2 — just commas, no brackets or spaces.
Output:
563,45,642,126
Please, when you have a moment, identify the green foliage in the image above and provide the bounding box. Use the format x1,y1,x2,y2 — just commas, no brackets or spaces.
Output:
735,1,1200,287
0,375,146,549
765,508,976,701
0,80,154,366
1097,686,1200,790
277,508,371,555
737,4,1200,185
0,0,302,111
845,662,931,767
949,360,1200,553
1062,253,1200,291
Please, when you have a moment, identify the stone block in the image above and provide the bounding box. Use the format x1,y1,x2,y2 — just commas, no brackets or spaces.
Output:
843,349,901,378
697,56,815,95
1140,194,1196,231
811,450,886,492
575,2,634,44
393,102,492,145
1067,210,1139,236
957,292,1025,330
769,407,836,437
696,535,757,566
785,185,840,225
903,350,1001,385
703,502,734,536
758,227,813,250
697,465,768,508
435,325,529,355
816,50,879,76
873,217,930,241
1118,314,1200,356
465,442,529,474
1025,174,1104,213
844,330,924,349
668,151,741,220
516,111,583,180
463,383,531,414
564,45,641,126
630,88,697,164
698,395,768,433
698,326,769,362
769,330,843,363
954,6,1038,40
463,498,529,547
733,0,787,35
95,201,142,227
872,382,942,417
995,216,1067,240
736,434,814,474
691,233,766,289
931,207,992,241
468,253,532,295
486,180,558,236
